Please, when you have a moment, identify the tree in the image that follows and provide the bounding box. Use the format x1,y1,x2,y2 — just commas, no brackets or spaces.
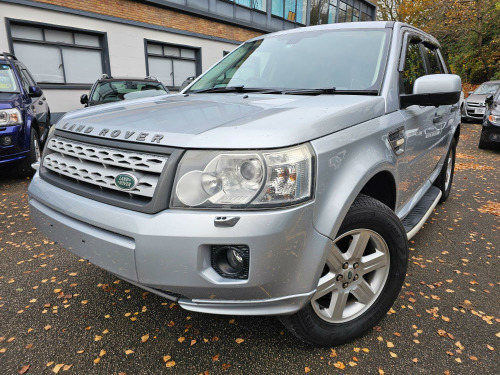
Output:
379,0,500,83
377,0,404,21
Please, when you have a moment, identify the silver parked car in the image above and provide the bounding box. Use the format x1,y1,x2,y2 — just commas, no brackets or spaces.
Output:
28,22,461,346
462,80,500,122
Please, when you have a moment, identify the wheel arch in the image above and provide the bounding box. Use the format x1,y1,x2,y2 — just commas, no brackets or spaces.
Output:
23,112,39,150
312,149,399,242
453,124,460,145
359,171,397,211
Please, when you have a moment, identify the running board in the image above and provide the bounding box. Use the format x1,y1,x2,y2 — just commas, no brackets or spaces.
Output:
402,186,442,240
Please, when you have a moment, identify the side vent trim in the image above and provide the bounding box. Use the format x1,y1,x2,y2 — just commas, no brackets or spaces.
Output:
388,127,405,155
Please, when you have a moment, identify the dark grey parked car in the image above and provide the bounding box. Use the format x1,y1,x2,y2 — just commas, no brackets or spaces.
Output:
462,80,500,122
480,91,500,149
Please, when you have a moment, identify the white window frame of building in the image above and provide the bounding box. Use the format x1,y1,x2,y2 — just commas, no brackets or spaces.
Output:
145,40,201,91
7,20,110,87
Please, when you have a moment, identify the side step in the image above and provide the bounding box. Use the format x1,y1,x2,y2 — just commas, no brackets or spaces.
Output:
402,186,442,240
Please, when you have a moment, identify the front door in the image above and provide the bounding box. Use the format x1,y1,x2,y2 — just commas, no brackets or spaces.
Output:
397,37,438,207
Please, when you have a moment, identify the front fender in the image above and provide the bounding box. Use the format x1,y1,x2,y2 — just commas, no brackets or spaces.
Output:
310,112,405,241
22,111,37,151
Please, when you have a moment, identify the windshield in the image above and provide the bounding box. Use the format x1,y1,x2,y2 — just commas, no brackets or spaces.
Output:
189,29,391,93
474,83,500,95
91,80,167,103
0,64,19,93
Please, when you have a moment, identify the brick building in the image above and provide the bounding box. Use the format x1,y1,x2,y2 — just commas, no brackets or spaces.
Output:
0,0,377,114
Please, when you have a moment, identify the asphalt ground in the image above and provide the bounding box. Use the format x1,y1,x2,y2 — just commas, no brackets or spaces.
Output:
0,123,498,375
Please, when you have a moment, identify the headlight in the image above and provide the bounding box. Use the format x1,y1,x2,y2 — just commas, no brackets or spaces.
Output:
171,144,314,209
0,108,22,125
488,114,500,125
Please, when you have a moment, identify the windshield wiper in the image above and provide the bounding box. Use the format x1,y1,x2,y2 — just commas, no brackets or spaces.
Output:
282,88,379,96
191,86,282,94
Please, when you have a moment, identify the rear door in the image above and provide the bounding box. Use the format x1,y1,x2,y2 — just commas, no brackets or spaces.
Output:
397,36,438,206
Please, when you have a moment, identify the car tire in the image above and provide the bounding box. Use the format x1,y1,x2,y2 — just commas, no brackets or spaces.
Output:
18,128,41,178
478,138,488,149
280,195,408,347
478,132,491,150
434,139,456,203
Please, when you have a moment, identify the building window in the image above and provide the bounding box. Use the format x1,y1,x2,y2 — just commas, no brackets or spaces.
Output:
9,21,108,85
310,0,336,25
146,41,200,90
338,1,373,23
272,0,306,24
226,0,266,12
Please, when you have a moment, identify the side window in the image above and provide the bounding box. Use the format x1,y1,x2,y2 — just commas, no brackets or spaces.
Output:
22,67,38,86
401,40,426,95
424,46,444,74
16,65,31,92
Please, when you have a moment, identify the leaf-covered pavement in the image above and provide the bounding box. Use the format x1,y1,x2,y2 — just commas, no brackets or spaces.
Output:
0,123,498,374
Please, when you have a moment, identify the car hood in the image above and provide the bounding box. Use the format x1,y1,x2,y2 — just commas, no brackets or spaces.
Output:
56,93,386,149
0,93,22,110
466,94,489,104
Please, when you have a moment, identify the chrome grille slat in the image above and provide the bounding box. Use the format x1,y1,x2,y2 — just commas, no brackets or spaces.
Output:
47,137,168,173
43,136,168,199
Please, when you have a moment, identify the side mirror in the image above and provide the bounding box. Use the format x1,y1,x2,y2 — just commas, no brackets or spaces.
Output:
179,76,196,92
28,85,42,97
485,94,494,105
80,94,89,105
400,74,462,109
468,91,474,95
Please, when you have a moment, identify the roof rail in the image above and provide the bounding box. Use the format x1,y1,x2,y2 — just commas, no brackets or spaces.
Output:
1,52,18,61
145,76,158,81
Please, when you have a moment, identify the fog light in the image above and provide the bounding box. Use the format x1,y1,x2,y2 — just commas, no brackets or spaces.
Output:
211,245,249,279
0,136,12,146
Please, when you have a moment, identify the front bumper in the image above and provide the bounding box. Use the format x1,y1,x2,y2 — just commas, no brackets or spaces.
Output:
0,125,25,163
481,121,500,143
463,103,486,120
29,174,331,315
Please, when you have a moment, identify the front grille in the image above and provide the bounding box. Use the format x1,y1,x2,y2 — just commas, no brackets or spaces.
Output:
43,136,168,199
467,102,481,108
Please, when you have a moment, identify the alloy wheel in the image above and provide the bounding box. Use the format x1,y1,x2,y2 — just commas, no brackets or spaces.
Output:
311,229,390,323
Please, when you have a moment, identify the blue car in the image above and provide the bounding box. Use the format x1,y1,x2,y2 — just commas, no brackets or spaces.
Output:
0,52,50,177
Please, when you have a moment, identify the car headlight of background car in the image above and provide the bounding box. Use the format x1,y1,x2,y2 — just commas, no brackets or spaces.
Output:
0,108,22,126
171,143,314,209
488,114,500,125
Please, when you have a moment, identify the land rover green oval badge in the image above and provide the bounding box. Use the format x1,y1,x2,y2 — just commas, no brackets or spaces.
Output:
115,173,138,190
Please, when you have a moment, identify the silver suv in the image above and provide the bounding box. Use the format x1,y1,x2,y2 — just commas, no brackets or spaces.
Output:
28,22,461,346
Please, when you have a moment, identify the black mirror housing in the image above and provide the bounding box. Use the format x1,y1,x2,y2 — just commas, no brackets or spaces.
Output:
28,85,42,97
80,94,89,105
400,92,461,109
485,94,494,105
